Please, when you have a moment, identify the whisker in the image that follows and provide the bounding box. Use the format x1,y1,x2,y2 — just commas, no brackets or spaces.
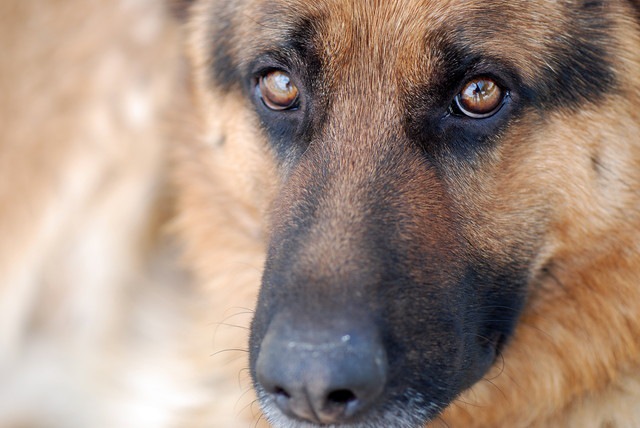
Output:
252,404,266,428
214,322,250,330
210,307,254,349
238,367,252,388
210,348,249,357
236,386,258,414
434,414,451,428
485,351,506,381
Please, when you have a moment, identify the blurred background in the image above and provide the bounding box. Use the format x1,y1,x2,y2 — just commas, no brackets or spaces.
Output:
0,2,225,426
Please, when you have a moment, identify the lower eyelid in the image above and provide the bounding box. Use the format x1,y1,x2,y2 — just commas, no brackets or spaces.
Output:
451,90,510,119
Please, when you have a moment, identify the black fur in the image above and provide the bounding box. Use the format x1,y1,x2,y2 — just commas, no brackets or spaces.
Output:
531,1,616,111
403,3,616,162
221,3,616,165
205,2,625,426
209,2,243,90
403,41,526,163
245,17,328,161
630,0,640,19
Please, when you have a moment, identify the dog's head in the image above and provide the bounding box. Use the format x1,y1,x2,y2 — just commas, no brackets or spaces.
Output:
181,0,640,426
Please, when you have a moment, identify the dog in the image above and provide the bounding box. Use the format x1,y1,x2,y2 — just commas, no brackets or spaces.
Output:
1,0,639,427
176,0,640,426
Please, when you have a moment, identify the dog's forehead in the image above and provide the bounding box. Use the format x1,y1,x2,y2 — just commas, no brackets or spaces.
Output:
243,0,568,82
205,0,615,115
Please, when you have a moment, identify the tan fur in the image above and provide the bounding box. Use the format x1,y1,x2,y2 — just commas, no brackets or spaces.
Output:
435,13,640,425
180,1,640,426
2,0,639,427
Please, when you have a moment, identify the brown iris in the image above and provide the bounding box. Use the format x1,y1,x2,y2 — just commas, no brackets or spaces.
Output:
455,77,504,118
259,70,299,111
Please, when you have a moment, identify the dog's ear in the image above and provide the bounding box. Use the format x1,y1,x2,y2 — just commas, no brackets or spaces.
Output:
168,0,195,20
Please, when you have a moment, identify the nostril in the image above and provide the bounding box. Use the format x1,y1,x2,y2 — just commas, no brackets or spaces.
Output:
255,315,388,423
327,389,357,406
272,386,293,414
325,389,361,420
274,386,291,399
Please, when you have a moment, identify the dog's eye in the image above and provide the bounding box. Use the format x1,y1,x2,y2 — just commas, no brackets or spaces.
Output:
258,70,299,111
453,77,505,118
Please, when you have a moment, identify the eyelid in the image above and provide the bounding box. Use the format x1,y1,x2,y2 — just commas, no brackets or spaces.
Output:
247,51,298,82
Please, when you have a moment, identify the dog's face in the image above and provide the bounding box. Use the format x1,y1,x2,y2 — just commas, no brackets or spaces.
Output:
183,0,638,426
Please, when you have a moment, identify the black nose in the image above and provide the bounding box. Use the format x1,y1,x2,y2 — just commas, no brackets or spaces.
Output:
255,314,387,424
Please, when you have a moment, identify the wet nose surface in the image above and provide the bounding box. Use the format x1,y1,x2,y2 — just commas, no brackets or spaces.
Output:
255,315,388,424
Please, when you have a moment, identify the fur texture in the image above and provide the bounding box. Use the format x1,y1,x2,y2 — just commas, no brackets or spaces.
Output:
1,0,639,427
